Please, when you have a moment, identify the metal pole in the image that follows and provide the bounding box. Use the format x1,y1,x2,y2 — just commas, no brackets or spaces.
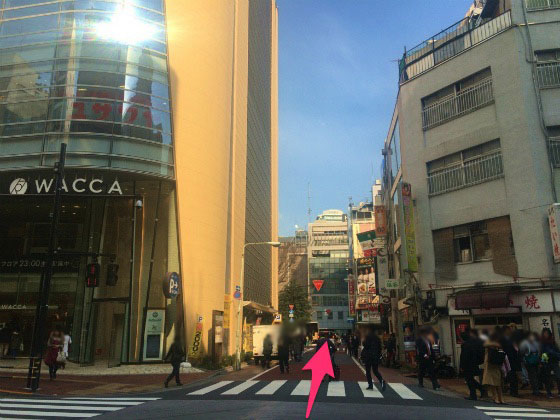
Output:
26,143,66,391
235,245,246,371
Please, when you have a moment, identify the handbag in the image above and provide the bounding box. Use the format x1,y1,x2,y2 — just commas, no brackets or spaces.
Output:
56,350,66,364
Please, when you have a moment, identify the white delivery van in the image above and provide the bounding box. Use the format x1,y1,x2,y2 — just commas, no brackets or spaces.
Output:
252,324,281,363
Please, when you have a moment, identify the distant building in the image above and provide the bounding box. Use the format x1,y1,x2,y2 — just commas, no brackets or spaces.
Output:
308,210,350,333
278,229,308,293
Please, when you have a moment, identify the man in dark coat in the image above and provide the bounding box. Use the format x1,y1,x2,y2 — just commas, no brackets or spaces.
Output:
278,334,290,374
416,327,440,390
460,331,484,400
362,328,386,391
164,336,185,387
500,326,520,397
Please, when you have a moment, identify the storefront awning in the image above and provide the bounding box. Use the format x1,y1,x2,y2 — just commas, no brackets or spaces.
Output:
455,289,511,310
242,300,276,314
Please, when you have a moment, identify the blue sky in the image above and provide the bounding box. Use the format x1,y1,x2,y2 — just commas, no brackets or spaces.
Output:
277,0,470,236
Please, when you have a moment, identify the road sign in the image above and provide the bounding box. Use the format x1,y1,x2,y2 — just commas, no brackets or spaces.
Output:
312,280,324,291
289,304,294,310
234,285,241,299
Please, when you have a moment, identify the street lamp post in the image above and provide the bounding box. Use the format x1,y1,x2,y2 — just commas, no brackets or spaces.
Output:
235,241,280,371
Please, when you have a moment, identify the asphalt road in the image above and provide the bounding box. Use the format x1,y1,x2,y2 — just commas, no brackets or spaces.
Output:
2,351,560,419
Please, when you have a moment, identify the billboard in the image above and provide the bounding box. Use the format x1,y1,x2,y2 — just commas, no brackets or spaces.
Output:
402,183,418,272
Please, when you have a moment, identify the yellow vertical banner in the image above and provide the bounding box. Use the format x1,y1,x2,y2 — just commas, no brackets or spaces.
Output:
188,316,203,359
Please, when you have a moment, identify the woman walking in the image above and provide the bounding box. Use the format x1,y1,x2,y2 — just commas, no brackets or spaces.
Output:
44,328,64,380
483,333,505,404
164,336,185,387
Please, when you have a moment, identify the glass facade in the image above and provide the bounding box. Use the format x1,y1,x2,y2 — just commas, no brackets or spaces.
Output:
0,0,173,177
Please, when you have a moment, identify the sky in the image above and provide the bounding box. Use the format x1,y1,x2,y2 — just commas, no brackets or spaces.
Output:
277,0,471,236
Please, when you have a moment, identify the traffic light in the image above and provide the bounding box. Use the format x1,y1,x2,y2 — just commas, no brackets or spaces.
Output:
85,263,100,287
106,263,119,286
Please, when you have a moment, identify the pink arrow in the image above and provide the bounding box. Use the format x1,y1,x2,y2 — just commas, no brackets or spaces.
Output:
302,342,334,419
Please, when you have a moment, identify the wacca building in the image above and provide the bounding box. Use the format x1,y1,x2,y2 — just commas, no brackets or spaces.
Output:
378,0,560,368
0,0,278,365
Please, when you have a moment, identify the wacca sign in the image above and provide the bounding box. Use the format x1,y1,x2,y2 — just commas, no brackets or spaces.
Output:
8,176,123,196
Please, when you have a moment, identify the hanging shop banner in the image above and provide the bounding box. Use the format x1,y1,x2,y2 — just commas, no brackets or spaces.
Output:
402,183,418,272
374,206,387,236
549,204,560,263
188,317,203,359
163,272,181,298
377,254,390,293
357,230,376,251
348,275,356,315
312,279,324,291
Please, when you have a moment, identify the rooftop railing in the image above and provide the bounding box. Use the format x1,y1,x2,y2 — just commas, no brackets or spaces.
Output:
536,61,560,88
422,77,494,130
399,10,512,83
526,0,560,10
428,151,504,196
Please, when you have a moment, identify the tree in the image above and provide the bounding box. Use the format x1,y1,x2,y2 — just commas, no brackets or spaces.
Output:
278,280,311,323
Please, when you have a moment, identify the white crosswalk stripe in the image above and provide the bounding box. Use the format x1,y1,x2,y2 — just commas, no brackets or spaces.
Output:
188,380,423,401
387,382,422,400
0,397,159,419
474,405,559,419
290,380,311,396
358,381,383,398
221,380,260,395
255,380,287,395
326,381,345,397
188,380,234,395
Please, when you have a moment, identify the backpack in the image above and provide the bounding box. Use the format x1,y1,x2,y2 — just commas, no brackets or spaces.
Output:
525,351,539,366
488,347,506,366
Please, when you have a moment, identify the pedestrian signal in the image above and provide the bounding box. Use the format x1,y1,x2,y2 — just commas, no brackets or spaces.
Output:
86,263,100,287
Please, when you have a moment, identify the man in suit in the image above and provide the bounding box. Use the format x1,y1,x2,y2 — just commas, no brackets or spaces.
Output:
362,327,387,391
416,327,440,390
460,331,485,400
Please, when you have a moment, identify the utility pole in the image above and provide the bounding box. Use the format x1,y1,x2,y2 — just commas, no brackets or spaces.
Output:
26,143,66,391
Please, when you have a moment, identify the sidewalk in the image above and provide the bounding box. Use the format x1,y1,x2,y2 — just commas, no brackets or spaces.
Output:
0,358,212,396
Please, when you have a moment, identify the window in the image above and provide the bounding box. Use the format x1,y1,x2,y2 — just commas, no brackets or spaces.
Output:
327,311,333,320
427,139,503,195
0,15,59,36
316,311,323,320
337,311,344,320
422,68,493,130
535,49,560,88
453,221,492,263
389,120,401,183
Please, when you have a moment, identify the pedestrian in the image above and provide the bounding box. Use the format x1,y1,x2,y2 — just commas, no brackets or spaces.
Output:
352,334,360,358
63,330,72,359
520,332,541,396
482,332,505,404
386,333,396,368
540,328,560,398
460,331,485,400
500,326,520,397
164,335,185,387
262,334,273,369
278,334,290,374
44,328,64,380
362,327,386,391
8,329,22,359
415,327,440,390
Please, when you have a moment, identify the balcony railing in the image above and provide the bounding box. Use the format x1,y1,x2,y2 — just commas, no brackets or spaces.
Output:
399,10,512,83
428,151,504,196
548,137,560,167
422,78,494,130
537,62,560,88
526,0,560,10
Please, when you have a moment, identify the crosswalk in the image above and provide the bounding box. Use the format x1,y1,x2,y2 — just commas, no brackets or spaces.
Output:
475,405,560,419
187,380,423,401
0,396,160,419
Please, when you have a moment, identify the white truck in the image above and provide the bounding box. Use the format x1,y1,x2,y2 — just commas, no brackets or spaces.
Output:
252,324,281,362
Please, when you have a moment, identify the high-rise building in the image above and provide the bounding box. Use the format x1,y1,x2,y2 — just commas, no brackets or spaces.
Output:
380,0,560,367
278,229,308,293
308,209,350,333
0,0,278,364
